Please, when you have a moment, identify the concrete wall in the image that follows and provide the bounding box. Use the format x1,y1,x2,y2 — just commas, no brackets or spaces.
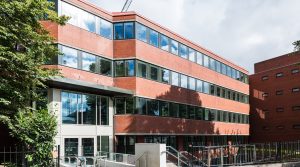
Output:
135,143,166,167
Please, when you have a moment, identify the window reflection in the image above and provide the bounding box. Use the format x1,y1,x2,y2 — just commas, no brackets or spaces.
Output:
100,19,112,39
82,52,96,72
80,10,96,32
114,23,124,40
170,39,178,55
149,29,158,47
171,71,179,86
124,22,134,39
179,44,188,59
61,46,78,68
160,34,169,51
161,69,170,84
136,23,147,42
180,74,188,88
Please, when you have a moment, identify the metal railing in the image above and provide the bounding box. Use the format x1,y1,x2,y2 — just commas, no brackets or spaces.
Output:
97,151,136,165
166,146,190,167
135,151,148,167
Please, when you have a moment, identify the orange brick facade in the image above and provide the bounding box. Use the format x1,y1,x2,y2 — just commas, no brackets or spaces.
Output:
250,51,300,142
44,0,250,153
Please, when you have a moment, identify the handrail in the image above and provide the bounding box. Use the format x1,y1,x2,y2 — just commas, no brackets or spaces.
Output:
135,151,148,167
165,150,189,166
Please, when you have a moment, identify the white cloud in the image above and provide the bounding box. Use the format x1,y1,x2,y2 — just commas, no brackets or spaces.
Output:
88,0,300,74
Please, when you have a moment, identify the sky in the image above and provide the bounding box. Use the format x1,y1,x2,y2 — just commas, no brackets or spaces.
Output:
88,0,300,74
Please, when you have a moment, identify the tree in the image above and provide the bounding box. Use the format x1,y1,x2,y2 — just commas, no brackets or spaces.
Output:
293,40,300,51
0,0,68,165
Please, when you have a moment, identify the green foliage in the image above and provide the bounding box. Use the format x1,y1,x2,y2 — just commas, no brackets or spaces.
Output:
7,109,57,167
293,40,300,51
0,0,69,165
0,0,68,115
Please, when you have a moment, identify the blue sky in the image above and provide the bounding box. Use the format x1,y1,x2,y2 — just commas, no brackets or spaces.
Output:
88,0,300,73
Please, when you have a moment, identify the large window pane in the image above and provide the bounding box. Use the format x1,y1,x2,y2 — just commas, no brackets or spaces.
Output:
82,138,94,156
159,101,169,117
62,92,78,124
189,77,196,90
149,29,158,47
100,58,112,76
216,61,221,73
196,52,203,65
61,46,78,68
124,22,134,39
61,2,79,26
100,97,109,125
203,55,209,68
196,107,203,120
80,10,96,32
65,138,78,156
226,66,232,77
188,48,195,62
136,98,147,115
82,94,96,124
114,61,125,77
188,106,195,119
99,19,112,39
147,100,159,116
221,63,227,75
210,84,215,95
137,62,147,78
232,68,237,79
179,104,188,118
115,98,125,114
126,60,135,76
114,23,124,40
150,66,158,81
100,136,109,152
170,103,179,117
203,82,210,94
180,74,188,88
170,39,178,55
179,44,188,59
125,97,134,114
160,34,169,51
209,58,216,71
171,71,179,86
161,69,170,84
82,52,96,72
196,80,203,92
136,23,147,42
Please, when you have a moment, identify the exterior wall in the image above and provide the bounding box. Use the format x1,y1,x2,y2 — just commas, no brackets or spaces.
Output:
48,88,114,156
250,51,300,142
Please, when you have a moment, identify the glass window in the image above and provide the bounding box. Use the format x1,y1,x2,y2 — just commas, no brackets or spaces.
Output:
216,61,221,73
100,58,112,76
204,109,209,121
81,94,96,124
292,69,300,74
160,34,169,51
188,106,195,119
180,74,188,88
61,2,80,26
136,98,147,115
125,97,134,114
99,19,112,39
150,66,158,81
99,97,109,125
114,60,125,77
65,138,78,156
114,23,124,40
161,69,170,84
179,44,188,59
209,58,216,71
159,101,169,117
62,92,78,124
221,63,226,75
179,104,188,118
221,88,226,98
195,107,203,120
236,71,241,81
209,109,216,121
276,72,283,78
99,136,109,152
232,69,237,79
216,87,221,97
170,103,179,117
149,29,158,47
196,52,203,65
115,98,125,114
203,55,209,68
210,84,215,95
125,60,135,76
170,39,178,55
80,10,96,32
189,77,196,90
226,66,232,77
137,62,147,78
196,80,203,92
171,71,179,86
147,100,159,116
82,52,96,72
82,138,94,156
136,23,147,42
124,22,134,39
61,46,78,68
188,48,195,62
203,82,210,94
223,111,228,122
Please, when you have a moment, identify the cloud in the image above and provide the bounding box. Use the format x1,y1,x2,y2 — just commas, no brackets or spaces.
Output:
88,0,300,74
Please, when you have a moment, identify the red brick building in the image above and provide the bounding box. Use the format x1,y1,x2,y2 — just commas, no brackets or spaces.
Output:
42,0,250,155
250,51,300,142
